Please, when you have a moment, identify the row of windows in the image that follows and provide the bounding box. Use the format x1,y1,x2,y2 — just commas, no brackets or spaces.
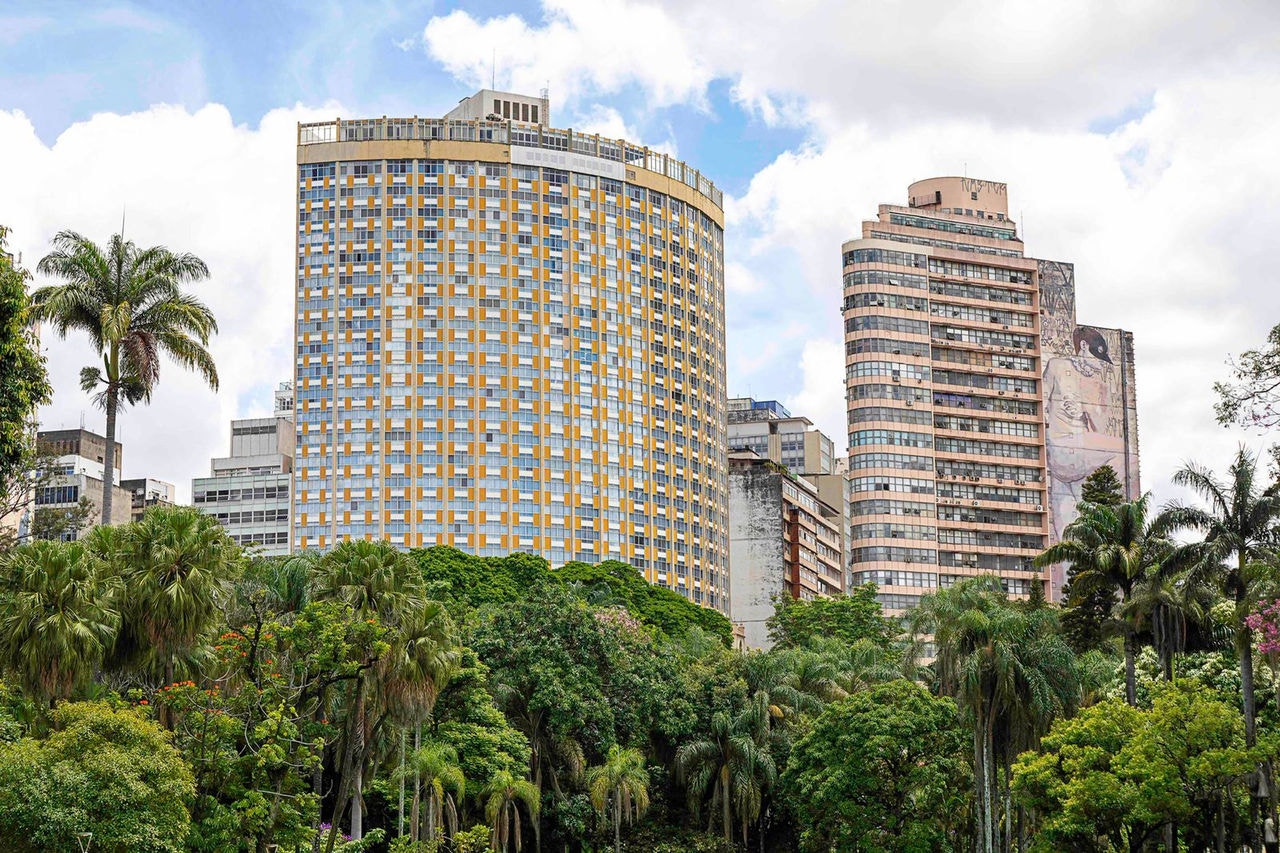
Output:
846,337,931,358
889,213,1018,242
932,347,1037,372
931,324,1036,350
849,384,929,404
936,460,1042,482
935,436,1040,460
933,391,1039,416
937,482,1041,506
928,278,1032,306
937,505,1043,527
850,546,936,564
930,301,1033,328
853,569,938,588
851,523,937,541
937,529,1044,549
850,429,932,448
843,248,927,269
36,485,79,505
938,551,1035,572
850,405,932,426
844,314,928,338
929,259,1033,283
845,292,928,313
933,414,1039,437
849,452,932,472
846,361,931,381
193,485,290,503
843,270,927,291
209,509,290,525
850,498,936,518
869,229,1025,259
231,531,291,547
850,476,934,495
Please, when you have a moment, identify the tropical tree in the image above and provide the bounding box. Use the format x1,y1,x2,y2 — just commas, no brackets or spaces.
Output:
912,576,1078,853
676,697,778,848
0,540,120,707
483,769,540,853
586,745,650,853
1035,494,1169,705
111,507,240,703
1060,465,1125,653
31,230,218,525
398,740,465,845
1160,447,1280,747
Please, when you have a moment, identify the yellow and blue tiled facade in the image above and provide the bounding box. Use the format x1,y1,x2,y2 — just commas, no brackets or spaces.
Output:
293,118,729,611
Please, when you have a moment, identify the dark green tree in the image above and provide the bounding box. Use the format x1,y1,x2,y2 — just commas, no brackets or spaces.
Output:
766,584,894,649
1060,465,1126,653
784,680,970,852
0,228,50,533
1081,464,1125,506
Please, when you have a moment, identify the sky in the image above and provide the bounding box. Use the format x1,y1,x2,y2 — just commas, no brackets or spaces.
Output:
2,0,1280,506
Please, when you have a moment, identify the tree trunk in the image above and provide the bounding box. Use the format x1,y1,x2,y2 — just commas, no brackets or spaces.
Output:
722,772,732,849
1123,629,1137,707
325,680,365,853
397,731,405,839
614,787,621,853
101,387,118,526
351,765,363,839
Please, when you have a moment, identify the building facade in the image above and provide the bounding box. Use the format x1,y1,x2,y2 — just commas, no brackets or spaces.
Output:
727,397,838,475
119,477,176,522
34,429,132,539
192,383,295,555
292,94,729,609
841,177,1139,612
728,451,845,648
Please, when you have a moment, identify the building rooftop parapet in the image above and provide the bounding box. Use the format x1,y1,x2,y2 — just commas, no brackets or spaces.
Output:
297,116,722,210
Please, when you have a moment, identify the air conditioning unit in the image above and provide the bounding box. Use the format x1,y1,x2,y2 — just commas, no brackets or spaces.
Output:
1035,504,1044,511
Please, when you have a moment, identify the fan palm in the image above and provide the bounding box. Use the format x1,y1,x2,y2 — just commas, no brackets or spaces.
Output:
116,506,240,701
483,769,541,853
31,230,218,526
0,540,120,707
1034,494,1168,705
1160,447,1280,747
586,745,650,853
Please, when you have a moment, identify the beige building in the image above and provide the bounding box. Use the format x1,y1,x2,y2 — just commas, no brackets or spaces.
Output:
727,397,837,475
119,477,176,522
842,177,1139,612
34,429,132,538
728,451,845,648
293,92,730,610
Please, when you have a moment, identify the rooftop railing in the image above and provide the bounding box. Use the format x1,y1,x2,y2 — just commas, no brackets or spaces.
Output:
298,117,723,209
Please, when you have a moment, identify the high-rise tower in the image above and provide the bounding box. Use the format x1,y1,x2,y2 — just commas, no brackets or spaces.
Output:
292,91,730,610
841,177,1139,611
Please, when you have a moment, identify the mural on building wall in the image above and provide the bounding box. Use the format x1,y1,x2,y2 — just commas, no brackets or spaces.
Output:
1039,260,1141,599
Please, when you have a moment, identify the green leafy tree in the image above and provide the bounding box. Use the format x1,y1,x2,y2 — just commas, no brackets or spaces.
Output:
586,745,650,853
766,584,893,650
1214,321,1280,430
483,769,540,853
1036,495,1168,705
31,229,218,525
1081,464,1125,506
0,228,51,529
0,539,120,707
1162,447,1280,747
784,680,970,852
1014,682,1261,852
0,701,195,852
1060,465,1126,652
111,506,241,704
912,576,1078,853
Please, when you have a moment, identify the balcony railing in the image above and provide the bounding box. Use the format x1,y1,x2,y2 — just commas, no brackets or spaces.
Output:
298,117,723,210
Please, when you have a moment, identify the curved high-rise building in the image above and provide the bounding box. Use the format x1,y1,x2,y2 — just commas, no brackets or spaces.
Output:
292,90,729,610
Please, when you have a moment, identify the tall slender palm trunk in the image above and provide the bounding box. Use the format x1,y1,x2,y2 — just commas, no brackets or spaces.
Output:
1123,630,1137,706
101,389,118,525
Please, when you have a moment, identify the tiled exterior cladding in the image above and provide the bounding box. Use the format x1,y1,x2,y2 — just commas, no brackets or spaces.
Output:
293,112,730,611
842,177,1139,614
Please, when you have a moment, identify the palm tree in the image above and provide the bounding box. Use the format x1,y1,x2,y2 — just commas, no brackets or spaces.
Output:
1034,494,1168,705
675,698,778,848
397,740,465,845
586,745,650,853
0,540,120,707
912,576,1078,853
310,540,429,849
1161,447,1280,748
115,506,240,707
31,230,218,526
1121,555,1217,682
483,769,541,853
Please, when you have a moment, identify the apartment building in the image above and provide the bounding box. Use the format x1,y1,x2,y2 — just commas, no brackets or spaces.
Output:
292,92,729,609
842,177,1139,611
33,429,132,538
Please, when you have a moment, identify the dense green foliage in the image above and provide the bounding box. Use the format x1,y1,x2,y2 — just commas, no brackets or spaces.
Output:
0,228,51,508
766,584,893,649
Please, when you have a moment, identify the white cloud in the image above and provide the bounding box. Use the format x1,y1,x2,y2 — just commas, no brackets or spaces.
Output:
0,102,339,502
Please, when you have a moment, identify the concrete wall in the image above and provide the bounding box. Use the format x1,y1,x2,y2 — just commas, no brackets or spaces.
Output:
729,465,785,649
